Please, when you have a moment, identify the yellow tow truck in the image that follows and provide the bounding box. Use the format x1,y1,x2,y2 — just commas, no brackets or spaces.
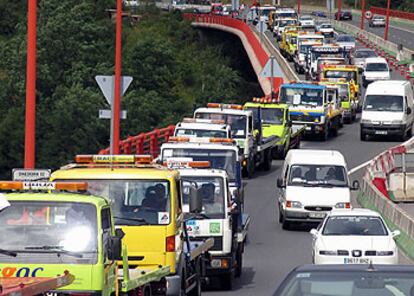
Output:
51,155,213,296
279,25,299,61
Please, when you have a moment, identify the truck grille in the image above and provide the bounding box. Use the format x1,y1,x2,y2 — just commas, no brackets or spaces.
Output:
191,236,223,251
304,206,332,211
290,114,318,123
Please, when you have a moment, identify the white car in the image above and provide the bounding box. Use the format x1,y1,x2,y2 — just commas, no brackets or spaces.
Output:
362,57,390,87
299,15,315,27
335,34,356,51
317,23,334,38
311,209,400,264
369,15,386,27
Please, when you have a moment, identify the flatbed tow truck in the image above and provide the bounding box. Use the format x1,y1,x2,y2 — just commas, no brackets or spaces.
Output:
51,156,212,296
0,180,170,296
174,118,231,139
194,103,278,178
243,98,304,159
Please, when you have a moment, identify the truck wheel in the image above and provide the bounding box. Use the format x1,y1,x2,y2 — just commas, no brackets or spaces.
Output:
277,146,286,159
278,205,283,223
263,150,272,171
235,247,243,278
282,215,290,230
360,131,367,141
321,125,329,141
220,273,233,290
188,273,201,296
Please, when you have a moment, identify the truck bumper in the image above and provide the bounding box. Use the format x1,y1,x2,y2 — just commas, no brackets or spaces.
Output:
166,275,181,296
204,255,233,277
284,209,327,223
360,123,405,137
302,124,325,135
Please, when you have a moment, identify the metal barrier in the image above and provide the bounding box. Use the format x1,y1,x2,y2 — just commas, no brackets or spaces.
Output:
371,6,414,22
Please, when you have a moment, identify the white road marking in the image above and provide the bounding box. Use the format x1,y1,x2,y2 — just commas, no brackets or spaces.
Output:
348,159,372,175
389,24,414,35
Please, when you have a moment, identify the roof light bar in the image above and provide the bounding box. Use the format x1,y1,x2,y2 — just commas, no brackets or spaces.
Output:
169,137,234,144
181,118,225,124
0,181,88,191
74,155,153,164
207,103,243,110
164,160,211,169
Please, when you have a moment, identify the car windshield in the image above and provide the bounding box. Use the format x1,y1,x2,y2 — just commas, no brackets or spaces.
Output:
262,108,284,124
322,215,388,236
321,24,332,29
175,128,228,138
278,12,297,18
0,201,98,263
274,271,414,296
374,16,385,20
280,87,324,107
182,176,225,218
74,180,171,226
364,95,403,112
288,164,348,187
337,36,355,42
354,50,376,58
365,62,388,71
162,148,237,181
195,113,247,139
300,16,312,20
324,70,357,81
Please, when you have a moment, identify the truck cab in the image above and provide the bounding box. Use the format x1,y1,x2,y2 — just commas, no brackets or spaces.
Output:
174,118,231,139
51,155,210,296
306,45,344,81
294,33,324,74
279,82,343,140
279,27,299,61
273,18,298,41
320,64,360,100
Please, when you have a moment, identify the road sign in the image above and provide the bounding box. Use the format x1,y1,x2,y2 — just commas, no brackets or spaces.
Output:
12,169,51,181
99,109,127,119
259,57,283,78
256,21,266,34
365,10,373,20
95,75,133,105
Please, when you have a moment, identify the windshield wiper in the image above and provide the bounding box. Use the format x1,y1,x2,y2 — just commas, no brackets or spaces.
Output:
113,216,149,225
24,246,83,258
0,248,17,257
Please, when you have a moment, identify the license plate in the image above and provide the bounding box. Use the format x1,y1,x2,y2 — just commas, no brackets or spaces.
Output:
309,212,326,219
344,258,370,264
375,130,387,135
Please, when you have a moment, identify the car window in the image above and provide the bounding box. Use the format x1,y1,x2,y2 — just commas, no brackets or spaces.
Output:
365,62,388,71
322,216,388,236
288,164,348,187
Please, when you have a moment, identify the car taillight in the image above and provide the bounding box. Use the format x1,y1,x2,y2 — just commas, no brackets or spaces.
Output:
166,235,175,252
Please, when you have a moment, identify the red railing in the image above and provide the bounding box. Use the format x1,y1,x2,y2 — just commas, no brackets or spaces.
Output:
370,6,414,22
183,14,284,94
98,125,175,156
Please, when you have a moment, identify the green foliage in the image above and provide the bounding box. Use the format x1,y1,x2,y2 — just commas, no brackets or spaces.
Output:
0,3,253,177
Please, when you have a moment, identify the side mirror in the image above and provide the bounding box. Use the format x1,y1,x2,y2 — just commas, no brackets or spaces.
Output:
351,180,360,191
108,228,125,261
310,229,319,237
190,191,203,213
392,229,401,237
286,120,292,127
277,178,285,188
407,107,412,115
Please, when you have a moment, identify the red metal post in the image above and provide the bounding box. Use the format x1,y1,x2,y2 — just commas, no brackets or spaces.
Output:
337,0,342,21
113,0,122,154
360,0,365,29
384,0,391,40
24,0,37,169
297,0,301,15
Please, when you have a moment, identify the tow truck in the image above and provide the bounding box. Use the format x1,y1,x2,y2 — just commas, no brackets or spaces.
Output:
319,79,357,123
305,45,345,81
319,64,360,102
279,26,299,61
174,118,231,139
194,103,278,178
278,82,343,140
51,155,213,296
293,32,324,74
164,160,250,290
0,180,171,295
273,18,298,41
315,57,347,81
243,98,304,159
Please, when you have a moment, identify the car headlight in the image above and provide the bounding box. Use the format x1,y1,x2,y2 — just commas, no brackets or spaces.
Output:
360,119,371,124
335,202,351,209
376,251,394,256
391,120,404,125
286,200,302,208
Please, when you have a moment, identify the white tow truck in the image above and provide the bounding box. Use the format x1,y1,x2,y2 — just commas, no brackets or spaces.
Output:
174,118,231,139
165,160,250,290
194,103,279,178
294,33,324,74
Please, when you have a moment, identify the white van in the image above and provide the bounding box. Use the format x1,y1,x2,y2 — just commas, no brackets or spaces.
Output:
277,150,359,230
360,80,414,141
362,57,390,87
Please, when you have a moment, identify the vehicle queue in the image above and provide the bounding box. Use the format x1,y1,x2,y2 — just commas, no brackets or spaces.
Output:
0,4,413,296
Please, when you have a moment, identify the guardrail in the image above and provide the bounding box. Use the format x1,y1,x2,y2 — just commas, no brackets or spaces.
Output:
98,125,175,156
370,6,414,22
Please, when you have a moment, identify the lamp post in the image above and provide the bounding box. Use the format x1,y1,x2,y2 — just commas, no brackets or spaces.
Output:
360,0,365,29
337,0,342,21
298,0,301,15
384,0,391,41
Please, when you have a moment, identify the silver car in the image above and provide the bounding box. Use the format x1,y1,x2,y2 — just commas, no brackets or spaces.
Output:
351,48,377,71
369,15,386,27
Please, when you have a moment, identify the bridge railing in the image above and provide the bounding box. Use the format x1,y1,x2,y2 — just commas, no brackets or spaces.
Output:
370,6,414,22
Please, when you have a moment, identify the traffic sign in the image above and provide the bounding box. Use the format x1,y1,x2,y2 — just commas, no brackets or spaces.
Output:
365,10,373,20
95,75,133,105
12,169,51,181
99,109,127,119
259,56,283,78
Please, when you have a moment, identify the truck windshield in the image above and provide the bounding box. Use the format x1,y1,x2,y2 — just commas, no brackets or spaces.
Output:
262,108,284,124
0,201,98,263
365,63,388,72
312,52,342,62
182,176,225,218
77,180,171,226
322,216,388,236
324,70,357,81
162,148,237,181
195,113,247,138
175,128,228,138
364,95,403,112
288,164,348,187
280,87,324,107
337,84,349,101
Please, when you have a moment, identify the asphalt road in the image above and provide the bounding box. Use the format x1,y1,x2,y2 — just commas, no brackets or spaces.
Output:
204,27,409,296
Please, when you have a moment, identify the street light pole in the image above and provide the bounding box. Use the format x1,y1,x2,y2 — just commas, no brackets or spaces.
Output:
298,0,301,15
384,0,391,40
24,0,37,169
337,0,342,21
360,0,365,29
112,0,123,154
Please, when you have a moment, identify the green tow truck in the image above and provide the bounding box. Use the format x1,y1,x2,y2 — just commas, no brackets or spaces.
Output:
0,180,170,296
244,99,305,159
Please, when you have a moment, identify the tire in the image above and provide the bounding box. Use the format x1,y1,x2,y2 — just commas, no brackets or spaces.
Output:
263,149,272,171
282,214,290,230
320,125,329,141
360,131,367,141
188,273,201,296
277,145,286,159
220,272,233,291
278,204,283,223
235,247,243,278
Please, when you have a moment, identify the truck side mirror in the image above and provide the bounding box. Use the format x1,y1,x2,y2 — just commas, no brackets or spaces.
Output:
351,180,360,191
190,191,203,213
108,229,125,261
287,120,292,127
277,178,285,188
407,107,412,115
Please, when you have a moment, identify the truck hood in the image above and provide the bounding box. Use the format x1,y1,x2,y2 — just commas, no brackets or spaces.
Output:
286,186,350,206
364,71,390,80
361,111,404,122
262,124,284,138
318,235,395,251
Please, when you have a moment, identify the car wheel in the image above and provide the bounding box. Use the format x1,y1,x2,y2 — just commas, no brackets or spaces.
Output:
282,215,290,230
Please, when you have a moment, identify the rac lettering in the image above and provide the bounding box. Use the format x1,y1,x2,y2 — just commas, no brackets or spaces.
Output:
0,267,44,277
